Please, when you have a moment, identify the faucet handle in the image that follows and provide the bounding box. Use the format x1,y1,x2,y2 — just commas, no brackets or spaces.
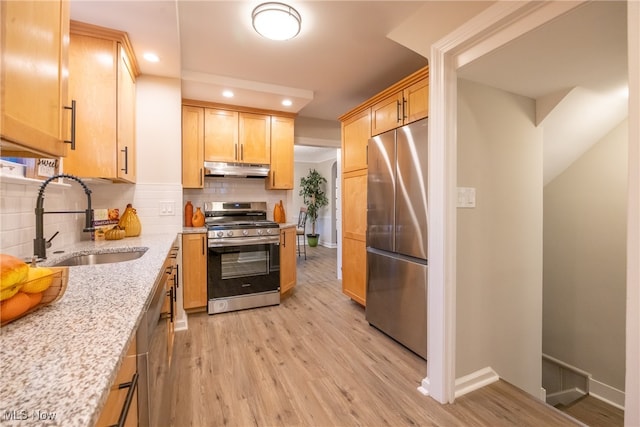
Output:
46,231,59,248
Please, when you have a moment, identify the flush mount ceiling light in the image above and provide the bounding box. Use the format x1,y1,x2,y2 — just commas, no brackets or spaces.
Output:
252,2,301,41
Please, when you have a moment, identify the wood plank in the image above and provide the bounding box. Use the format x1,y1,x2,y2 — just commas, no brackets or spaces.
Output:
170,246,581,426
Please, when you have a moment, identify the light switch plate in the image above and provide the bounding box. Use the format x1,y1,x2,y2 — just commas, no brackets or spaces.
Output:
457,187,476,208
159,201,175,216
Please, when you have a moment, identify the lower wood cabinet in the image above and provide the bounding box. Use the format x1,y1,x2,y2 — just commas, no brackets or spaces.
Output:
280,226,297,295
341,169,367,305
182,233,207,311
96,338,138,427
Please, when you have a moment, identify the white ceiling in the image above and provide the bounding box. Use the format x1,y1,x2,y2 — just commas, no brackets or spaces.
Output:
70,1,430,121
70,1,629,183
458,1,628,184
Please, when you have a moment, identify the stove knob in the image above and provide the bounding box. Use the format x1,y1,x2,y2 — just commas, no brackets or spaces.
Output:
242,230,249,236
216,231,224,238
226,230,234,237
266,228,273,235
257,229,264,235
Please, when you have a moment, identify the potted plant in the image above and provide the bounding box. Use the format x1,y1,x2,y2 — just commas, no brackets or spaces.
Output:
299,168,329,247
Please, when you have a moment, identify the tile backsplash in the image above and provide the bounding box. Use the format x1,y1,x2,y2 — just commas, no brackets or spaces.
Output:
0,178,183,259
183,177,292,224
1,176,291,259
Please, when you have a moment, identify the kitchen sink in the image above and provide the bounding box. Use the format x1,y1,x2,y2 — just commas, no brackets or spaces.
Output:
51,249,148,267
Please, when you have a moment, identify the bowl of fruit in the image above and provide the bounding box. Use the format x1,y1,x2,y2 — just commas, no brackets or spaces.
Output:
1,254,68,326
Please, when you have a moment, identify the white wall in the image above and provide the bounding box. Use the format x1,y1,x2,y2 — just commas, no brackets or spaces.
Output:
293,159,336,247
456,78,544,397
543,119,627,393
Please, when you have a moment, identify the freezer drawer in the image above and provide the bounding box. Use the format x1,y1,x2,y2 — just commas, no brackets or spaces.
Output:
365,249,427,359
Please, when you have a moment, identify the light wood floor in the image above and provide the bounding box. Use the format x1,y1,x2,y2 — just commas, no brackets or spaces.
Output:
169,245,580,426
556,395,624,427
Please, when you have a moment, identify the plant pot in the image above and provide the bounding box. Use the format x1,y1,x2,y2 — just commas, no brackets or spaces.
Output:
306,234,319,247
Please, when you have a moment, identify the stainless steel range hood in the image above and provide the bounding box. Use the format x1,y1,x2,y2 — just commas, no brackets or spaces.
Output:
204,161,269,178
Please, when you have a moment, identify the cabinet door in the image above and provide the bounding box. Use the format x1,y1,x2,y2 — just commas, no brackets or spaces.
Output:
96,338,138,427
204,108,238,162
239,112,271,164
66,33,117,178
0,0,70,157
342,109,370,173
342,169,367,305
182,233,208,311
280,227,297,295
182,106,204,188
404,79,429,124
117,45,136,182
371,91,403,136
266,116,294,190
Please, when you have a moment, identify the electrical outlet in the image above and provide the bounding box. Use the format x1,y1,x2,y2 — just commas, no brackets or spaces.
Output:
457,187,476,208
159,201,175,216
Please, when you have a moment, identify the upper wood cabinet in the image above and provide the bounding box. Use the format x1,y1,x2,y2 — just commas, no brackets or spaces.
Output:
202,109,270,165
371,76,429,136
266,116,294,190
64,21,139,182
182,100,295,190
238,113,271,164
204,108,238,162
342,109,371,174
0,0,71,158
182,106,205,189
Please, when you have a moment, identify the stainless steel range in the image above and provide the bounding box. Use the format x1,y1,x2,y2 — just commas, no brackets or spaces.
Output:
205,201,280,314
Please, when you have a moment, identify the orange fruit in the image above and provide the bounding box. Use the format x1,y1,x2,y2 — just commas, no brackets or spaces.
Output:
0,292,31,323
26,292,43,309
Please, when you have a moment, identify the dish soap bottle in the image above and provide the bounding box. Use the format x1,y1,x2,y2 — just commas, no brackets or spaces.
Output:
192,207,205,227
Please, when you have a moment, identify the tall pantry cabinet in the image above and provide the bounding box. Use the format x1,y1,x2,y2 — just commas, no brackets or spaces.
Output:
339,65,429,307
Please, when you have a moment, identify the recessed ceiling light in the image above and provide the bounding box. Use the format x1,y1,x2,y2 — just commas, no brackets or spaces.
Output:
223,90,234,98
143,52,159,63
282,99,293,107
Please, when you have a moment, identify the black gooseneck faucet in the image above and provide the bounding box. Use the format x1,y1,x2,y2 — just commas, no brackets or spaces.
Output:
34,174,94,259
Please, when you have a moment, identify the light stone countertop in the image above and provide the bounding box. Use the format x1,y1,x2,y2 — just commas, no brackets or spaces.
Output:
0,233,177,427
279,223,297,229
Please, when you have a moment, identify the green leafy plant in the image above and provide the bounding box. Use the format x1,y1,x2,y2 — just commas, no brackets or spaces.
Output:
299,168,329,236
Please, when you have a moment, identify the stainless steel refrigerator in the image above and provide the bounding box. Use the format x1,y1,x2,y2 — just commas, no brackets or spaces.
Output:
366,118,428,359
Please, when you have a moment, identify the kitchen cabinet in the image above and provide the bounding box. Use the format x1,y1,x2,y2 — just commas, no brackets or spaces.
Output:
340,109,370,305
341,170,368,305
160,243,179,364
280,226,297,295
182,106,205,188
0,0,71,158
96,337,138,427
182,233,208,311
342,109,371,173
203,108,270,164
338,65,429,306
371,76,429,136
204,108,238,162
63,21,138,182
266,116,295,190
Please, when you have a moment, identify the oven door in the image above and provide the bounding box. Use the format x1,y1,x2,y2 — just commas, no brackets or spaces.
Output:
207,241,280,299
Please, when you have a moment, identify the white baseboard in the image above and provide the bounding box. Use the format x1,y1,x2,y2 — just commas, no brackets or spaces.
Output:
546,387,587,406
174,317,189,332
418,376,430,396
454,367,500,398
589,378,625,410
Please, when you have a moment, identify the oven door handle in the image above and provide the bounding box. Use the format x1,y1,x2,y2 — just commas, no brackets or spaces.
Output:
208,236,280,247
